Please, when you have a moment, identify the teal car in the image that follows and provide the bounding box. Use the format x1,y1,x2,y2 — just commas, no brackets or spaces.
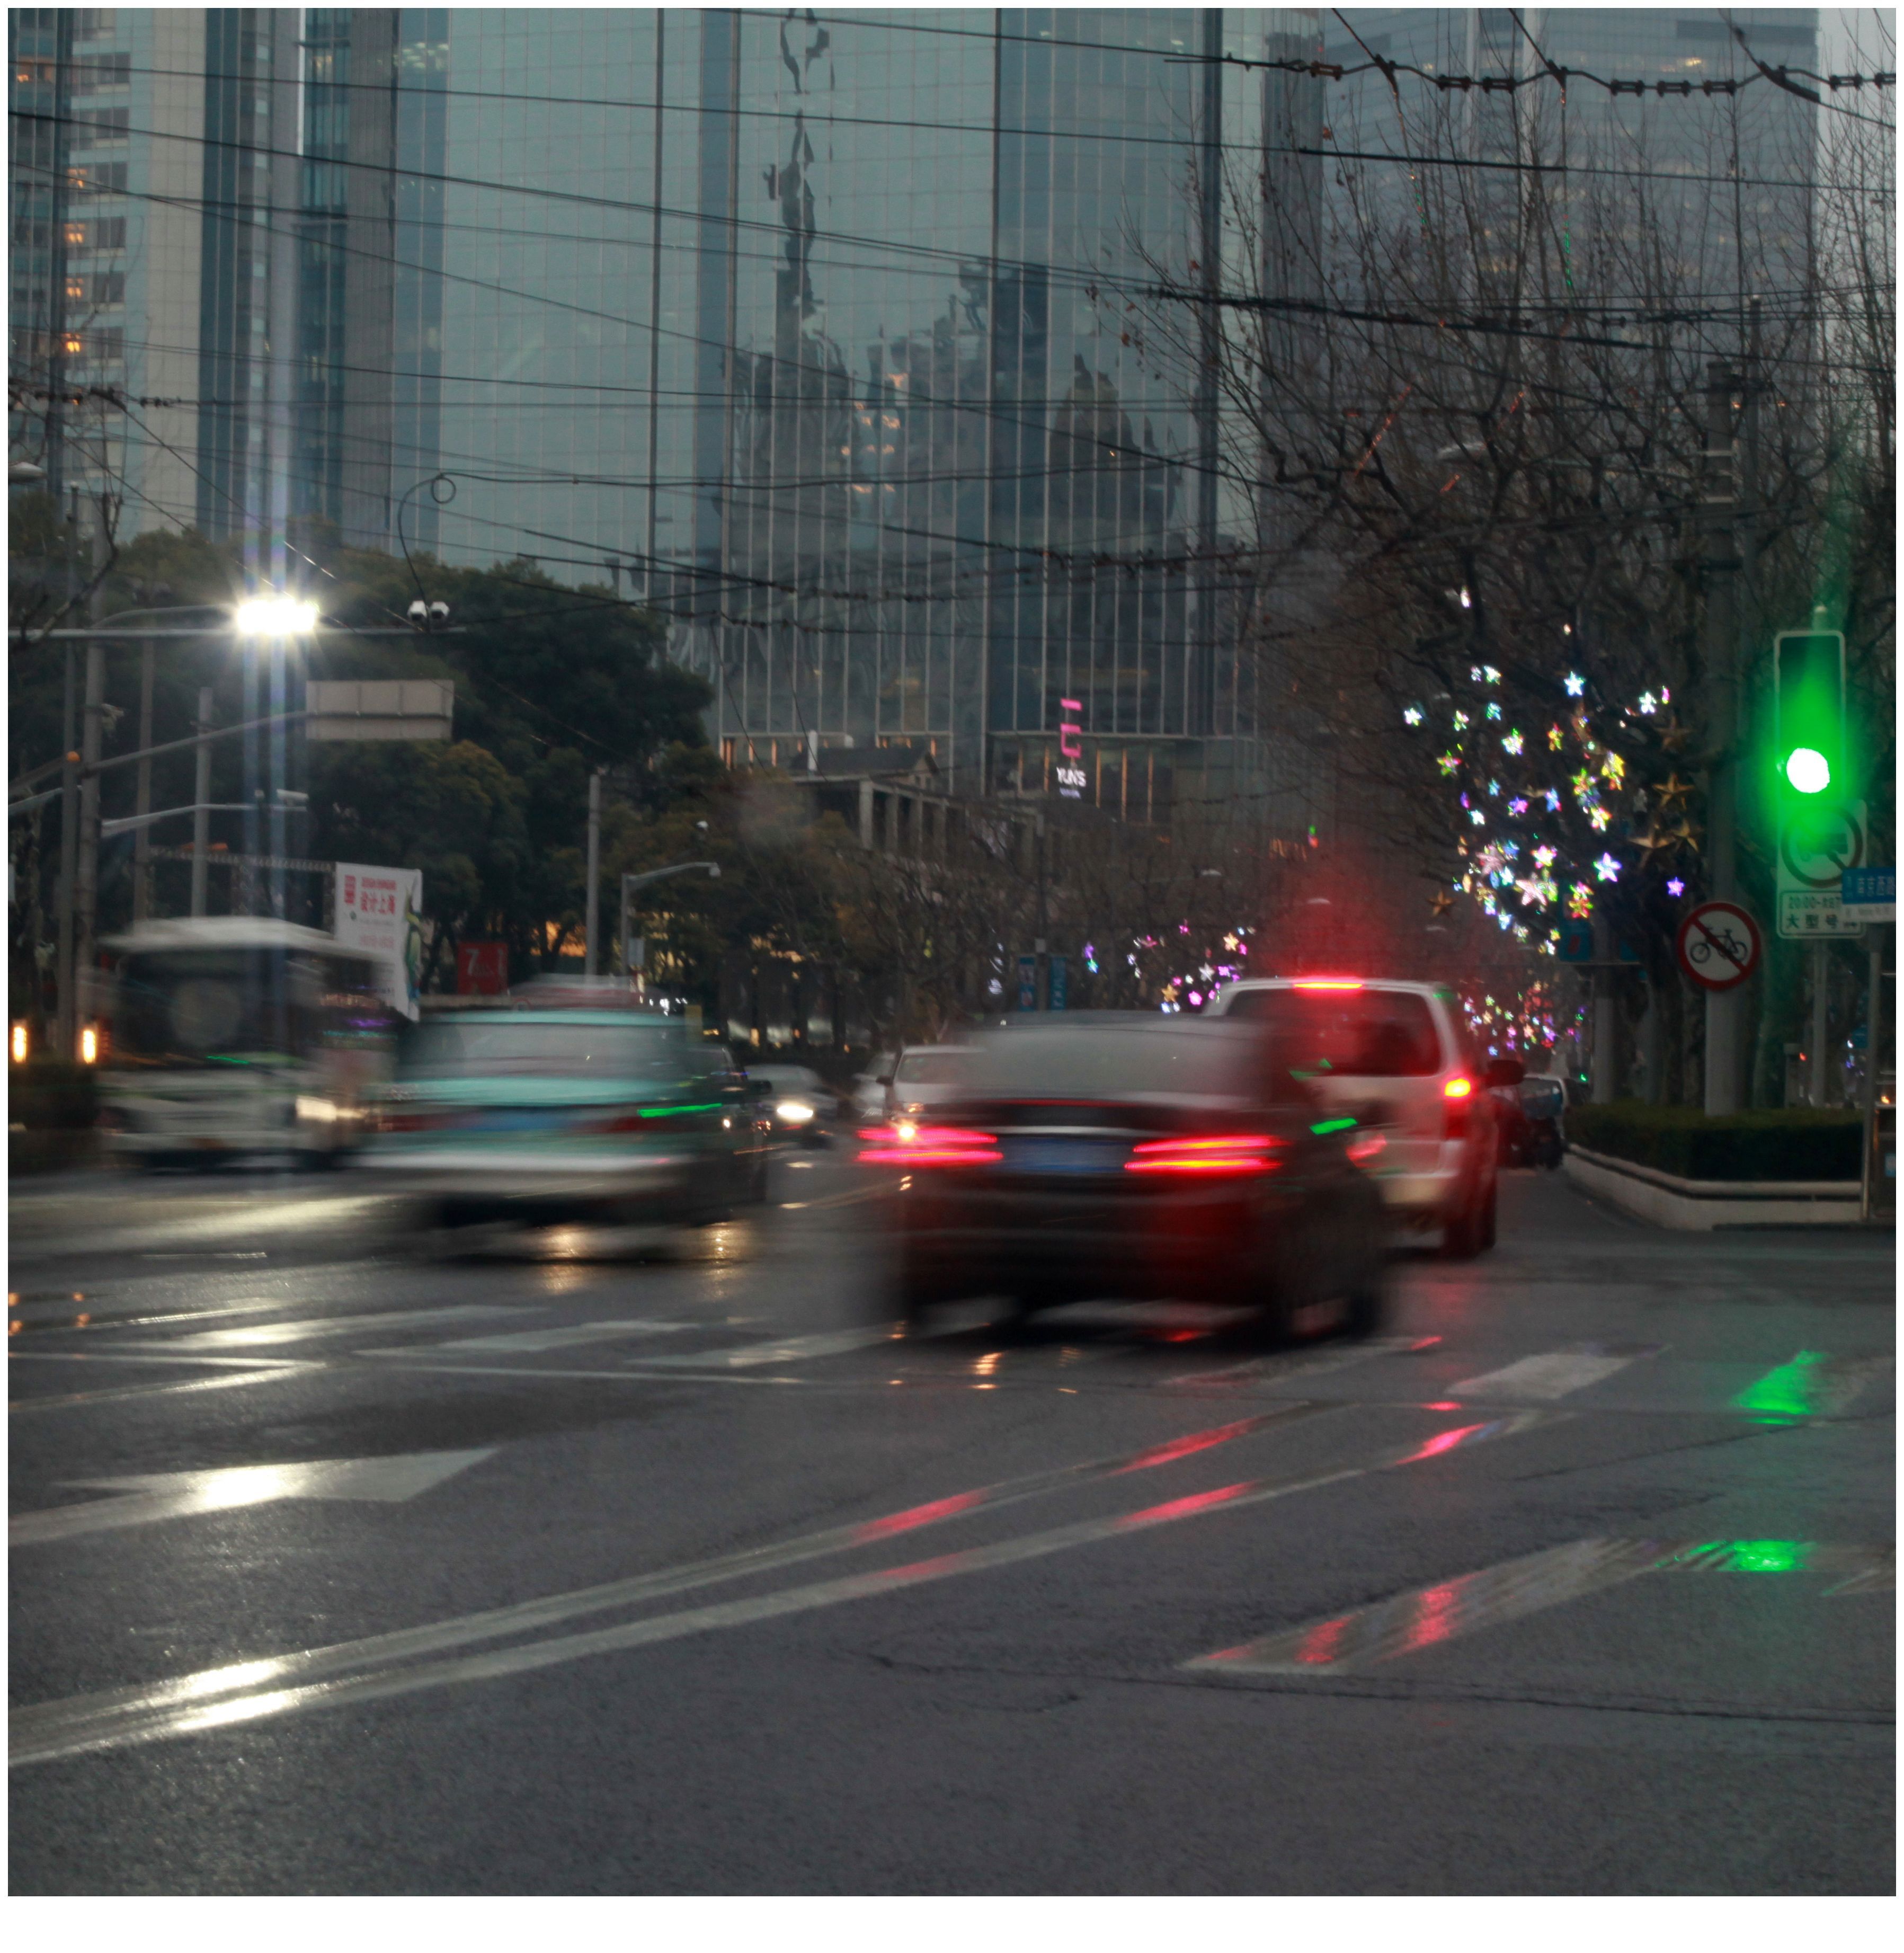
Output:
358,1010,767,1228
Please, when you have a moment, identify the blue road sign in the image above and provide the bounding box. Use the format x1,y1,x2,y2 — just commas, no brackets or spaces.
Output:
1558,921,1595,963
1048,954,1068,1010
1841,866,1894,919
1017,954,1037,1010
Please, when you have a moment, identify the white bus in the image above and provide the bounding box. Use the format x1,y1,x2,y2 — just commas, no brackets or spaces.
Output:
97,917,397,1169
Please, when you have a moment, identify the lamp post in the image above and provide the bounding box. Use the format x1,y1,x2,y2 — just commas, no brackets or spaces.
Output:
619,862,722,992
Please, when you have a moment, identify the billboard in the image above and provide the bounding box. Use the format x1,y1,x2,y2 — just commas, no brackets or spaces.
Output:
336,864,425,1018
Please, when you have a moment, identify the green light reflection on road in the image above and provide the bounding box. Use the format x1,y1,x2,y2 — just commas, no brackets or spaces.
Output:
1731,1350,1830,1423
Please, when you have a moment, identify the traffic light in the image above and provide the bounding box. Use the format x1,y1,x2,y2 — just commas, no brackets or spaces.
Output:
1772,629,1845,799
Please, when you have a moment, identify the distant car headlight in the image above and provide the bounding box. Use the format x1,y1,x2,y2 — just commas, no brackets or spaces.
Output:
295,1096,341,1123
776,1099,815,1123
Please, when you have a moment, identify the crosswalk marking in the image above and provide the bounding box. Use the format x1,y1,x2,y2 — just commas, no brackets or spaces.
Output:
376,1321,704,1356
1449,1345,1657,1402
1186,1537,1898,1677
159,1306,528,1350
632,1324,904,1369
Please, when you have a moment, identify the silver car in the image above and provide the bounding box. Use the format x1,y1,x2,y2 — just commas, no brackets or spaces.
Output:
1203,978,1508,1258
878,1045,979,1124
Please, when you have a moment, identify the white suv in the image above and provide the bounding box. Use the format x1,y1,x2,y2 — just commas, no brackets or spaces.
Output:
1203,978,1511,1257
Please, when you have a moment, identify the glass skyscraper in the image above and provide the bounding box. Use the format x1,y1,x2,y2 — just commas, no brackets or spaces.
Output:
366,7,1328,821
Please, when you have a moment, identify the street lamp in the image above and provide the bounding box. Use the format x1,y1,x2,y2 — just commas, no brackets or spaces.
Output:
233,596,319,637
619,862,721,990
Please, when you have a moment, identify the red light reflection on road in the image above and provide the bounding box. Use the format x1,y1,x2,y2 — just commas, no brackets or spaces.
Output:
1118,1481,1253,1528
1396,1422,1488,1463
1116,1417,1260,1475
1290,1613,1355,1666
851,1490,987,1546
1396,1579,1462,1655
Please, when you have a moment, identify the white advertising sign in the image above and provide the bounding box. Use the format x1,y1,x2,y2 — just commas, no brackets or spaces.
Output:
335,863,425,1019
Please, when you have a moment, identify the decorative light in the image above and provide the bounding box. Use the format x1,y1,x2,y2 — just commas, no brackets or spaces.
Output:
1403,705,1424,725
1469,809,1486,825
1547,725,1564,751
1485,702,1502,721
1567,886,1593,919
1588,805,1611,831
1508,797,1528,815
1502,731,1523,755
1638,692,1657,714
1487,778,1501,796
1563,672,1586,697
1544,789,1562,812
1533,845,1557,868
1483,665,1500,685
1460,588,1472,608
1438,753,1459,776
1594,853,1621,882
1452,710,1470,730
1666,877,1685,897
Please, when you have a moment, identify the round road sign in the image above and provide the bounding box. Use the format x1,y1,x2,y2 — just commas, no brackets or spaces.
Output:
1676,900,1763,991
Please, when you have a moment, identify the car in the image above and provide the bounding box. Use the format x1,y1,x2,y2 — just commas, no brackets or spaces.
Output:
1203,976,1512,1258
851,1055,900,1125
1201,978,1512,1255
358,1009,767,1231
878,1044,978,1124
865,1015,1387,1341
744,1063,838,1146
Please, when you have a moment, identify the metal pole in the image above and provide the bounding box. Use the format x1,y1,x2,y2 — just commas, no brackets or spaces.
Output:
619,873,631,985
584,768,603,976
72,496,112,1042
55,646,77,1058
1810,942,1831,1107
190,687,213,917
131,637,155,920
1861,925,1886,1221
1701,359,1742,1114
1590,917,1617,1104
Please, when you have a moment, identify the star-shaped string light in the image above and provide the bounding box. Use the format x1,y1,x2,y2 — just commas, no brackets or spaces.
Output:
1563,672,1586,697
1666,877,1686,898
1657,714,1691,753
1653,771,1694,811
1430,890,1455,917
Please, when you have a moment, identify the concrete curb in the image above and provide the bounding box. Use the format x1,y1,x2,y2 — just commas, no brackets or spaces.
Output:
1563,1145,1862,1230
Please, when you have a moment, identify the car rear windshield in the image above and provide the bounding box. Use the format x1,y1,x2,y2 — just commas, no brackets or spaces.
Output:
893,1050,972,1084
965,1025,1254,1099
398,1020,691,1081
1222,988,1443,1078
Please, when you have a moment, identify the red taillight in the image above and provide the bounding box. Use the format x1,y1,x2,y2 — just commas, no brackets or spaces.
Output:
1292,978,1365,992
1347,1130,1386,1166
1443,1076,1474,1139
858,1121,1001,1166
1124,1133,1285,1176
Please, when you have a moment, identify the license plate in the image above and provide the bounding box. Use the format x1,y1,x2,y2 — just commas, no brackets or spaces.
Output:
1003,1137,1126,1174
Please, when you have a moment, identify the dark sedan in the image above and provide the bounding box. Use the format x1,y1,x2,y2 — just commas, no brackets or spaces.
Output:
862,1016,1388,1342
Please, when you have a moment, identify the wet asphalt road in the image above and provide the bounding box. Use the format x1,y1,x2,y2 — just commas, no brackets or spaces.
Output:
7,1149,1894,1894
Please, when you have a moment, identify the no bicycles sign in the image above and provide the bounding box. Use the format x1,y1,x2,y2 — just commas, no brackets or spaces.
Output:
1676,900,1763,992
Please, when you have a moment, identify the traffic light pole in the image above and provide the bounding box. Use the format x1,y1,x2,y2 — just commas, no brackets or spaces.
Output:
1701,360,1743,1115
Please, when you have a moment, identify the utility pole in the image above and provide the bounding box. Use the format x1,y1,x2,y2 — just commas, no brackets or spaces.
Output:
190,687,214,917
1590,912,1618,1104
584,767,604,976
72,492,114,1047
1810,945,1832,1106
1861,925,1889,1221
54,649,77,1060
131,636,155,920
1701,360,1743,1114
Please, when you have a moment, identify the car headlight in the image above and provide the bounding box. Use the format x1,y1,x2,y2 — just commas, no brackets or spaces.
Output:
295,1096,341,1123
776,1099,815,1122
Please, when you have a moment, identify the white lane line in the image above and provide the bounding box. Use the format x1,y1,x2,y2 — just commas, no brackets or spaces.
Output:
1449,1345,1657,1403
1187,1538,1899,1676
9,1349,309,1372
7,1401,1338,1762
369,1321,706,1356
9,1365,317,1416
633,1324,904,1369
155,1305,528,1350
10,1407,1546,1767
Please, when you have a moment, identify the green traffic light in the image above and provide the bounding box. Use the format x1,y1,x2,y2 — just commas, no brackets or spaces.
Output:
1784,747,1831,795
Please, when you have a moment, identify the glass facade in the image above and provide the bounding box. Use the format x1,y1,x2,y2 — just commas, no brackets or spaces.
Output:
372,7,1328,824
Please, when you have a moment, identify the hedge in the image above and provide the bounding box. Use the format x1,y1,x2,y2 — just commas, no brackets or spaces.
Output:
1568,1102,1862,1183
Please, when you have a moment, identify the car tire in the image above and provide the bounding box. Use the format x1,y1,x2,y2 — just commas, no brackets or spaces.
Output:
1442,1174,1495,1259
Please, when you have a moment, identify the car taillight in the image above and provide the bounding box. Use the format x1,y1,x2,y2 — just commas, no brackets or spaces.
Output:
1124,1133,1285,1176
857,1122,1001,1166
1443,1076,1475,1138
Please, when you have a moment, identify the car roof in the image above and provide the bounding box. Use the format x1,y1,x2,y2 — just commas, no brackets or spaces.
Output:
417,1010,683,1028
1215,978,1451,1000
